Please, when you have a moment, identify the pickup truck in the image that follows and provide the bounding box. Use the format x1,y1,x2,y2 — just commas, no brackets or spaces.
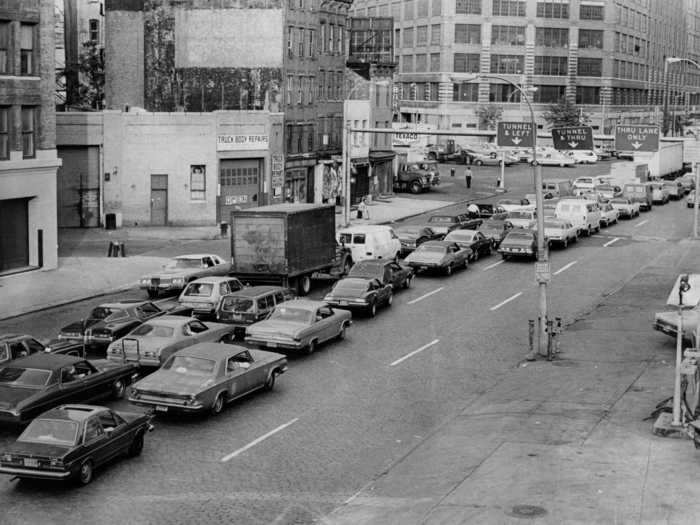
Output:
473,203,507,219
394,161,440,194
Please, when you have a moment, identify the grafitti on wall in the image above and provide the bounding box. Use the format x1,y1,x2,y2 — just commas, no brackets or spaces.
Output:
321,164,342,202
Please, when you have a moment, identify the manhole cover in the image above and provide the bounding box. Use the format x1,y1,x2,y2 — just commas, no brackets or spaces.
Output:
509,505,548,518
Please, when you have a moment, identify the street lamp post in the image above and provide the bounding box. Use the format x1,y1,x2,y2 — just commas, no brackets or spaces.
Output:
663,57,700,137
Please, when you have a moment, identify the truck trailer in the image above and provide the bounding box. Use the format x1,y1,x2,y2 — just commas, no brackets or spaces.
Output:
634,141,684,180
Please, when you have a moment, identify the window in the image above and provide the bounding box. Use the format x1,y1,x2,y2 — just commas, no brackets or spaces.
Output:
535,27,568,47
491,25,525,46
577,57,602,77
319,70,325,99
417,25,428,46
453,83,479,101
456,0,481,14
89,18,99,42
417,0,429,17
492,0,525,16
21,107,34,158
190,165,206,200
433,0,442,16
533,84,565,103
328,24,334,53
84,419,104,443
578,29,603,49
536,0,569,18
20,24,35,75
534,55,568,75
580,4,603,20
576,86,600,104
490,54,524,74
431,24,441,45
489,83,521,102
415,53,428,72
0,107,8,159
455,24,480,44
0,22,9,74
430,53,441,71
320,23,326,53
453,53,480,73
403,27,414,47
404,0,414,18
403,55,414,73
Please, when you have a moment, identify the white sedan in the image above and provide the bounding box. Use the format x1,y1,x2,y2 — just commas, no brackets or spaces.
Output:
533,152,576,167
535,219,578,248
565,150,598,164
609,197,640,218
599,202,620,227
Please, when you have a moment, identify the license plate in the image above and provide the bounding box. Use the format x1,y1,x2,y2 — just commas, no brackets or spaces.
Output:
155,406,168,412
267,342,278,348
23,458,39,468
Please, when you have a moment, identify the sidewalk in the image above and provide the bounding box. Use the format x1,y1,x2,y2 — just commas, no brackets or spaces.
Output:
0,196,464,321
325,242,700,523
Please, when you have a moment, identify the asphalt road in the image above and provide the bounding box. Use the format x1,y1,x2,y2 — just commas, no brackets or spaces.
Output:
0,161,693,525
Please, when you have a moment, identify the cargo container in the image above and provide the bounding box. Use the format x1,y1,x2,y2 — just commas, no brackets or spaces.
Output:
634,141,684,179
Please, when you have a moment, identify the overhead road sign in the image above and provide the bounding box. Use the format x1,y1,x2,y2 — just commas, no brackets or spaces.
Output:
497,122,534,148
615,125,660,152
552,126,594,150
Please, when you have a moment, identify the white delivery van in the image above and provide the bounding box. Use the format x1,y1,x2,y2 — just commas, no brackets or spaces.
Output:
542,179,573,198
337,225,402,263
554,198,602,236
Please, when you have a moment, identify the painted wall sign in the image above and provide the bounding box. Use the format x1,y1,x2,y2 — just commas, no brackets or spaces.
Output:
217,134,269,151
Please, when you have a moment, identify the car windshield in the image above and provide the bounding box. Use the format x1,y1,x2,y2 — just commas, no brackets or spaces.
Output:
221,297,255,313
130,324,175,338
162,355,216,376
269,307,314,324
347,262,382,278
508,211,532,219
428,216,455,223
0,367,51,388
88,307,127,321
417,245,446,254
183,282,214,297
446,231,474,242
165,258,202,270
19,419,79,446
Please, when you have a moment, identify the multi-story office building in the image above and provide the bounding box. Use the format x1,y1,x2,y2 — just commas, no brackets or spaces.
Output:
0,0,60,273
351,0,700,133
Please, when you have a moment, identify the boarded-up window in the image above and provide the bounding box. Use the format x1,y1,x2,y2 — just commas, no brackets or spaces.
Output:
190,165,206,200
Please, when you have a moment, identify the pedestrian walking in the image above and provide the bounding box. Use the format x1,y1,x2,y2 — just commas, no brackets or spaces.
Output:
465,166,473,189
357,198,368,220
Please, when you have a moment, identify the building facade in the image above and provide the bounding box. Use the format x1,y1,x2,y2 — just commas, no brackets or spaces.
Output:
0,0,60,273
351,0,700,132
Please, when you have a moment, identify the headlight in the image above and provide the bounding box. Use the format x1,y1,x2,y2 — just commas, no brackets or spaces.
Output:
172,277,185,285
130,389,140,399
49,458,64,467
140,278,150,285
2,454,12,462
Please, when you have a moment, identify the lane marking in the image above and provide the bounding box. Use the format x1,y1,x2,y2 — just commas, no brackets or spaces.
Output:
603,237,621,247
483,260,504,271
390,339,440,367
407,287,444,305
634,219,649,228
221,418,299,462
489,292,523,311
553,260,578,276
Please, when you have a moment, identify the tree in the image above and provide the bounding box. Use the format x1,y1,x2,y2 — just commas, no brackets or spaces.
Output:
76,41,104,110
476,105,503,130
542,98,590,128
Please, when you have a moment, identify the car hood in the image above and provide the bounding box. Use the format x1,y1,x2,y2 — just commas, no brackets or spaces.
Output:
60,319,100,333
134,370,217,395
0,386,42,410
405,252,447,264
247,320,306,336
5,440,73,458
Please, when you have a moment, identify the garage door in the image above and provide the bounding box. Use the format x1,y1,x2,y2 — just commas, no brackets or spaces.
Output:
218,159,261,223
0,198,29,272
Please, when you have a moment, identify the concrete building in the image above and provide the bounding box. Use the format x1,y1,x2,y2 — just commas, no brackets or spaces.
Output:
351,0,700,133
0,0,61,274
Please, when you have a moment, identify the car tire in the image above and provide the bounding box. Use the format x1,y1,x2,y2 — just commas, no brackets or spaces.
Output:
210,393,224,416
562,239,568,249
147,290,158,299
473,249,479,262
410,181,422,194
264,371,277,391
297,275,312,296
306,339,317,354
485,244,492,256
78,460,94,486
475,160,483,166
445,264,453,276
404,275,413,289
129,432,145,457
368,302,377,318
112,379,126,400
386,292,393,307
502,254,509,260
337,323,347,341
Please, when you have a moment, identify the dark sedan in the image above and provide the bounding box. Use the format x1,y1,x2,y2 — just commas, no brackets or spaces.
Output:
0,334,84,366
498,230,538,260
324,278,393,317
443,230,493,261
477,219,513,248
394,225,443,256
403,241,471,276
346,259,414,290
0,404,153,485
0,354,139,425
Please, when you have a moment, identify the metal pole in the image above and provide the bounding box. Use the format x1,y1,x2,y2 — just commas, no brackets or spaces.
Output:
343,113,351,227
535,164,547,355
499,151,506,191
663,59,670,137
673,298,684,426
694,162,700,238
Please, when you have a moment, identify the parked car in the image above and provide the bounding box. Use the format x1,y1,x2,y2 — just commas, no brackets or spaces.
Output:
346,259,414,291
0,354,139,425
394,225,443,256
471,203,507,219
477,218,513,248
0,405,153,485
324,278,393,317
688,190,697,208
337,225,402,263
573,176,607,192
403,241,471,276
533,151,575,167
565,150,598,164
177,276,245,318
499,230,538,260
215,286,296,340
245,300,352,355
394,161,440,194
463,147,514,166
129,344,288,416
679,173,696,191
599,202,620,227
536,219,578,248
425,213,481,236
609,197,641,218
622,183,653,211
496,198,534,213
139,254,232,298
105,316,234,368
593,147,611,160
647,182,670,204
58,300,174,348
662,180,682,200
505,209,537,229
443,230,493,261
0,334,84,366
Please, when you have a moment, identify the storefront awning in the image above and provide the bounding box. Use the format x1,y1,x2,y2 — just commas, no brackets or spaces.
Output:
369,150,396,162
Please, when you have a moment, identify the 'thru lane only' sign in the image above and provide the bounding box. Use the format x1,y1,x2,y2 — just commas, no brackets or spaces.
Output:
614,125,660,152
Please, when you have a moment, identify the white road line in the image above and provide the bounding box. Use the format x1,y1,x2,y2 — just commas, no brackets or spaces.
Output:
489,292,523,311
390,339,440,367
221,418,299,462
634,219,649,228
483,260,504,271
553,260,578,276
407,287,444,305
603,237,621,247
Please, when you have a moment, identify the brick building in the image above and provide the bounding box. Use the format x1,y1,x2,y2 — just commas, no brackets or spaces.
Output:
0,0,61,273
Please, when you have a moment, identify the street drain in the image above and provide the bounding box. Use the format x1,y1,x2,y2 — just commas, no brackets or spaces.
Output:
509,505,548,518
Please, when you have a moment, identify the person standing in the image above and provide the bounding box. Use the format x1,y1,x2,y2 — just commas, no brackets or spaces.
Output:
465,166,473,189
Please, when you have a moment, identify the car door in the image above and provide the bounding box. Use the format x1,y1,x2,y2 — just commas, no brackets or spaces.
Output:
188,320,218,342
98,410,132,457
223,355,250,399
314,306,337,342
72,360,111,402
82,417,112,467
387,262,404,288
233,351,262,392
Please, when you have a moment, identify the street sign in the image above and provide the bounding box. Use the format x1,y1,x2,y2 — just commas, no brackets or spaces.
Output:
551,126,594,151
535,261,551,283
614,125,660,152
497,122,534,148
